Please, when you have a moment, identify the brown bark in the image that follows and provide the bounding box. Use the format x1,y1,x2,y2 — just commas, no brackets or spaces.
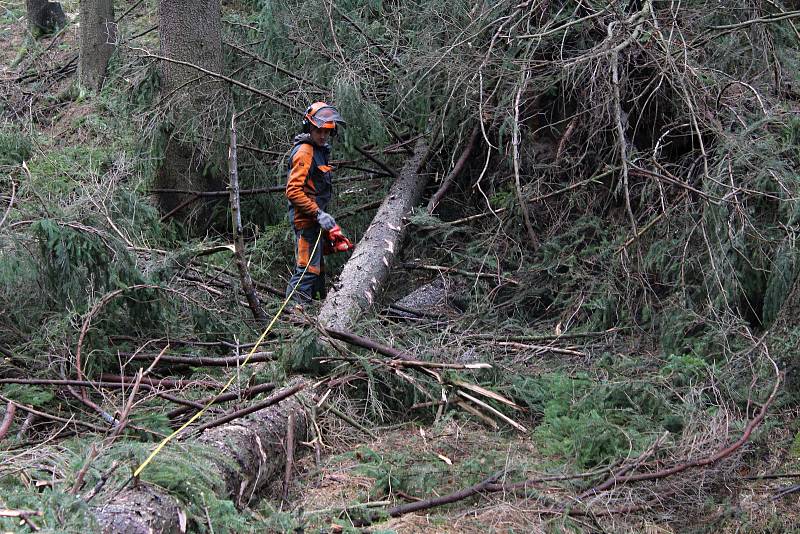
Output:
154,0,226,221
94,483,182,534
427,125,479,213
318,139,430,331
0,402,16,441
78,0,116,92
26,0,65,36
95,381,309,533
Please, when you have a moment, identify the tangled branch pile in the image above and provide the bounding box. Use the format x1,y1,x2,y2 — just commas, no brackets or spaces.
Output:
1,0,799,531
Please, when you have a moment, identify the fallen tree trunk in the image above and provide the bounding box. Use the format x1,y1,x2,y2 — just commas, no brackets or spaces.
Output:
94,381,309,533
318,139,429,331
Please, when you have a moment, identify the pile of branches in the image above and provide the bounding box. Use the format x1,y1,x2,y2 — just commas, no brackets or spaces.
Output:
2,0,800,530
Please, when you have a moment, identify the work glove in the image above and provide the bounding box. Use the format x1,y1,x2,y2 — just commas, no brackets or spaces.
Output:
316,209,336,230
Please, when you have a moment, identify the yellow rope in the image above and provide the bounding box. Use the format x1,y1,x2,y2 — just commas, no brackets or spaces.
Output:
133,230,322,478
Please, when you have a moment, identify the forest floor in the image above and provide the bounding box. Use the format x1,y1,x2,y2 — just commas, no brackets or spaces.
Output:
2,1,800,533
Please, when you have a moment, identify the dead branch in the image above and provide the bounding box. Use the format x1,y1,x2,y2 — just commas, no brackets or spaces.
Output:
0,177,16,229
98,375,220,389
416,174,606,230
140,52,301,113
575,432,668,502
228,111,267,324
0,395,107,433
611,44,637,235
191,382,307,435
0,401,16,441
401,262,520,285
75,284,171,399
354,146,399,179
555,115,579,162
0,509,42,532
611,363,780,485
83,461,120,503
224,40,327,90
0,378,203,411
117,351,274,366
427,125,480,213
465,328,625,342
147,173,386,197
167,382,277,419
354,473,500,526
322,327,418,362
512,72,539,249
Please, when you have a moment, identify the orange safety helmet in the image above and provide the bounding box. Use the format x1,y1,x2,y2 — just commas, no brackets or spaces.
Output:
303,102,345,132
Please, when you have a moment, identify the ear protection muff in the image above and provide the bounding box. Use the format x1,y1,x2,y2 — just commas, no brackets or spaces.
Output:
301,104,313,133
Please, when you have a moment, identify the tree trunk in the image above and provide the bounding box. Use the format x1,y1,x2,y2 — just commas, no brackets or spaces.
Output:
154,0,226,222
78,0,116,92
318,139,429,331
95,382,308,533
26,0,66,36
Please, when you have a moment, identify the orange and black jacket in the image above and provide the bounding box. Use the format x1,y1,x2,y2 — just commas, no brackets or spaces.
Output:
285,135,333,229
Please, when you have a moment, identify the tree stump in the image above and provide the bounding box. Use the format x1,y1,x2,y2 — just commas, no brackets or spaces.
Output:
26,0,66,37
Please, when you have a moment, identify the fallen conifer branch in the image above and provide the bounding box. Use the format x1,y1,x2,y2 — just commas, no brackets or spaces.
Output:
610,361,780,485
0,395,107,433
167,382,276,419
353,473,500,527
191,382,307,435
0,509,42,532
427,125,480,213
121,351,274,366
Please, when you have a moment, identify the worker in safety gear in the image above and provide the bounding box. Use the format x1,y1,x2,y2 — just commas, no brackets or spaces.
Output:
285,102,346,301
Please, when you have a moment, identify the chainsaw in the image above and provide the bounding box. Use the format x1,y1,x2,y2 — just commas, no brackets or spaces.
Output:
326,225,354,254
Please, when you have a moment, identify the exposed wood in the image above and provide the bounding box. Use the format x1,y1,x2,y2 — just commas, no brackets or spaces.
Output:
95,381,309,533
318,139,429,330
0,402,16,441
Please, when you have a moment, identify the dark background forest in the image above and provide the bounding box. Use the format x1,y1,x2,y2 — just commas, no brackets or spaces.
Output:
1,0,800,532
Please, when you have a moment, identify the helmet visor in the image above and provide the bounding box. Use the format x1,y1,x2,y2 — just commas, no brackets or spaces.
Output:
308,106,345,129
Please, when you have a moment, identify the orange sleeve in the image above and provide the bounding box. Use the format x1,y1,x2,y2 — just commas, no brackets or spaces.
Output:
285,144,319,216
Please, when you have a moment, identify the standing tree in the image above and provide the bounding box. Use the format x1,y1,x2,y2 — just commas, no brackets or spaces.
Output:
78,0,116,92
154,0,227,222
26,0,66,37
